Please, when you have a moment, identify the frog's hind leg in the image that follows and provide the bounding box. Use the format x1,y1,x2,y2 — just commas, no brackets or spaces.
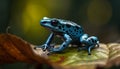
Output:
79,34,99,55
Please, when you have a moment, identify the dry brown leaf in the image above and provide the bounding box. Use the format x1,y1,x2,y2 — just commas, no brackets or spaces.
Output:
0,34,49,64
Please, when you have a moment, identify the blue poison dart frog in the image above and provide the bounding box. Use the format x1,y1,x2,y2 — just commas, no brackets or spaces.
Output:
35,17,99,55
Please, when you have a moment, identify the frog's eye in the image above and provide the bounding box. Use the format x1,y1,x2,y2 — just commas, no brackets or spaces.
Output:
51,20,59,26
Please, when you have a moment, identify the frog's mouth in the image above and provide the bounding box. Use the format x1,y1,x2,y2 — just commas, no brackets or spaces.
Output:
41,25,62,33
47,28,63,34
43,26,56,32
44,26,51,31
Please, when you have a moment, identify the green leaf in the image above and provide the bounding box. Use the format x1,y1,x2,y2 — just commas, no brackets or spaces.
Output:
49,43,109,67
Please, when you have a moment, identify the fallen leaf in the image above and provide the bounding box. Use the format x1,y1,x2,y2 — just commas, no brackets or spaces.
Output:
0,34,49,64
0,34,120,69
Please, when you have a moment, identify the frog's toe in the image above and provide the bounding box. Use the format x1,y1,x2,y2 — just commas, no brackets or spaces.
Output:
34,46,42,49
47,46,54,52
88,53,91,55
34,46,47,51
96,44,99,48
36,44,49,51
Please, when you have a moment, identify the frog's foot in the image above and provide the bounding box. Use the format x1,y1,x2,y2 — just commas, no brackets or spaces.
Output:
78,45,95,55
87,45,95,55
46,43,55,52
34,44,50,51
96,44,99,48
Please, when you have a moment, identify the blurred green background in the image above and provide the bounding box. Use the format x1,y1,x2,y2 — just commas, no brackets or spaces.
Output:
0,0,120,44
0,0,120,69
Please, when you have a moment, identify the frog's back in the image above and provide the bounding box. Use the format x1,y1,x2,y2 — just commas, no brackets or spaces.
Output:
58,19,84,41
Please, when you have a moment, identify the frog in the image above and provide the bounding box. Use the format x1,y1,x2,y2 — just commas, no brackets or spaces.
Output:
35,17,99,55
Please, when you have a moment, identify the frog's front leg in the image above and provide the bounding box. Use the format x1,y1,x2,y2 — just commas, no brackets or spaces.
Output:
35,33,54,51
51,34,72,52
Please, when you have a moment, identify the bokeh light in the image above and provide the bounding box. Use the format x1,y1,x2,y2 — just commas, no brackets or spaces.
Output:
10,0,50,44
22,0,49,43
87,0,112,26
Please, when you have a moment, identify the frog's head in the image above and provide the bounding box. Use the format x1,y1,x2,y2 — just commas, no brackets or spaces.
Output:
40,17,63,32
